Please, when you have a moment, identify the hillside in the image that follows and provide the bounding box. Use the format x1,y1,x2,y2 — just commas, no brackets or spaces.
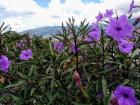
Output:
21,26,62,37
21,18,140,37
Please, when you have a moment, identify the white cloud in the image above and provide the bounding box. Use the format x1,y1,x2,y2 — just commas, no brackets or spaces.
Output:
0,0,42,12
0,0,140,32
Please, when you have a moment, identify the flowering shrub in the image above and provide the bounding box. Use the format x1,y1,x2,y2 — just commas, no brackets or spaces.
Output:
0,1,140,105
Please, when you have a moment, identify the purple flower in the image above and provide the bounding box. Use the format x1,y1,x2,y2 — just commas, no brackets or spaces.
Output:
88,23,101,41
0,55,11,73
70,43,80,54
114,85,138,105
19,49,33,60
104,9,114,18
16,40,25,49
85,37,93,42
96,12,104,22
106,14,134,41
53,42,64,53
118,40,133,54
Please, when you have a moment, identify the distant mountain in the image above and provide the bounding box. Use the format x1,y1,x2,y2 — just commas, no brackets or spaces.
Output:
21,26,62,37
21,18,140,37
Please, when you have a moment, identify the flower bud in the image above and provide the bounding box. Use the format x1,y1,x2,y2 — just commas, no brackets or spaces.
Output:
73,71,81,87
110,94,119,105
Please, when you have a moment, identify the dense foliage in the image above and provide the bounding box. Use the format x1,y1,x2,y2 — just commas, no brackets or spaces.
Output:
0,2,140,105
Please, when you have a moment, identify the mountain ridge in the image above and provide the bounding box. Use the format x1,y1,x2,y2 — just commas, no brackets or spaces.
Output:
21,18,140,37
21,26,62,37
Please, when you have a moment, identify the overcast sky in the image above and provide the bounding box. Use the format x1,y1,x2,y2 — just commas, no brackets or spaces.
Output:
0,0,140,31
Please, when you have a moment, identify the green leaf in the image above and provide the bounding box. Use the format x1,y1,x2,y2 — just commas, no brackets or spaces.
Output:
5,80,25,89
30,88,36,96
131,48,140,59
39,76,49,86
48,92,58,105
102,76,108,97
28,65,35,77
72,102,89,105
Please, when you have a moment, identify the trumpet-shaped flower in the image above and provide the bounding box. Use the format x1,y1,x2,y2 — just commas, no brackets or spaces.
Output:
114,85,138,105
88,23,101,41
118,40,133,54
104,9,114,18
19,49,33,60
106,14,134,41
53,42,64,53
96,12,104,22
0,55,11,73
16,40,25,49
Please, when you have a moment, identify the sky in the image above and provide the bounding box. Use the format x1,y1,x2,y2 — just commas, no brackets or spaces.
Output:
0,0,140,32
